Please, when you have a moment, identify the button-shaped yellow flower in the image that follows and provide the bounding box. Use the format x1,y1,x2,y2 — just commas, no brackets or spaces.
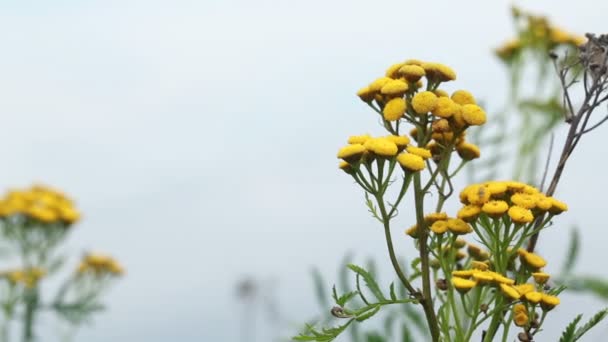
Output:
385,62,406,78
405,225,419,238
430,220,448,234
364,138,399,157
369,77,392,92
452,277,476,294
524,291,543,304
482,200,509,217
467,185,491,205
432,97,459,118
514,312,529,327
347,134,372,145
397,153,425,172
471,261,489,271
461,104,487,125
549,198,568,214
532,272,550,284
511,193,537,209
398,64,426,82
500,283,521,300
412,91,438,114
383,98,407,121
520,251,547,269
515,283,535,296
457,205,481,222
451,90,476,105
337,144,366,163
447,218,473,235
406,146,432,159
456,142,481,160
381,79,409,96
357,86,375,102
508,205,534,224
540,294,560,310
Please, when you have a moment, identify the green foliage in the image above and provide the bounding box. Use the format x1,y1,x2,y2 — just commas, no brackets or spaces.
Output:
560,308,608,342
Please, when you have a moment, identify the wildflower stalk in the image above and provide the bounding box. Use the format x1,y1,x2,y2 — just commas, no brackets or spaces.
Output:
413,173,440,342
22,287,38,342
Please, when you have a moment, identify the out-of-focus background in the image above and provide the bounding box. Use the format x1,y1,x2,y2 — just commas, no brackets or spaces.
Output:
1,0,608,340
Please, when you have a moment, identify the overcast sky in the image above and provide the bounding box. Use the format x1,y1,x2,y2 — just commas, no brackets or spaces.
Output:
1,0,608,341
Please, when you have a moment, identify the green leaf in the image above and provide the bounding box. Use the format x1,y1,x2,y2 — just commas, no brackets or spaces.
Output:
560,227,580,275
355,305,381,322
389,282,397,301
347,264,386,301
293,320,355,342
574,308,608,340
336,291,359,307
401,323,414,342
559,314,582,342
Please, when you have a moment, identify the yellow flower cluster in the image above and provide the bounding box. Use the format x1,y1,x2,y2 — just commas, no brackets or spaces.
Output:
496,7,586,62
406,212,474,238
1,267,46,288
0,185,80,225
77,252,125,277
337,134,435,173
457,181,567,224
451,267,559,311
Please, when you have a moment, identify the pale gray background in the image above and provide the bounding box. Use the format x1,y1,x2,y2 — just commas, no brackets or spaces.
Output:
0,0,607,341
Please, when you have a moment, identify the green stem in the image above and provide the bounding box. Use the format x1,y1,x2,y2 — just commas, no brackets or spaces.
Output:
483,296,505,342
413,173,440,342
23,287,39,342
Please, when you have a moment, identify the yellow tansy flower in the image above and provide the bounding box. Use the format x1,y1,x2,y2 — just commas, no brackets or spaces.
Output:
532,272,550,284
385,62,406,78
425,212,448,223
337,144,366,163
471,261,489,271
524,291,543,304
456,142,481,160
369,77,392,92
385,135,410,150
457,205,481,222
467,185,491,205
398,64,426,82
508,205,534,224
451,90,476,105
347,134,372,145
430,220,448,234
405,225,419,238
397,153,425,172
432,97,459,118
381,79,409,96
364,138,399,157
549,198,568,214
541,294,560,310
452,270,475,278
452,277,476,294
521,252,547,269
411,91,438,114
357,86,375,102
447,218,473,235
481,200,509,217
514,312,529,327
383,98,407,121
406,146,432,159
434,89,449,97
461,104,487,126
511,193,537,209
500,283,521,300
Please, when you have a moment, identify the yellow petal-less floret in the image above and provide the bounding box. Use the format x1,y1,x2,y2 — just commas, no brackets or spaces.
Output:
357,86,375,102
430,220,448,234
385,62,406,78
338,161,353,174
456,142,481,160
369,77,392,92
412,91,438,114
381,79,409,96
397,153,426,171
406,146,432,159
541,294,560,310
514,312,529,327
434,89,449,98
457,205,481,222
383,98,407,121
511,193,537,209
432,97,459,118
363,138,399,157
452,277,476,294
347,134,372,145
549,198,568,214
500,283,521,300
452,270,475,278
515,283,535,296
337,144,366,163
385,135,410,150
447,218,473,235
471,261,489,271
508,206,534,224
481,200,509,217
451,90,476,105
524,291,543,304
461,104,487,126
467,185,491,205
521,252,547,269
532,272,550,284
398,64,426,82
405,225,419,238
425,212,448,223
